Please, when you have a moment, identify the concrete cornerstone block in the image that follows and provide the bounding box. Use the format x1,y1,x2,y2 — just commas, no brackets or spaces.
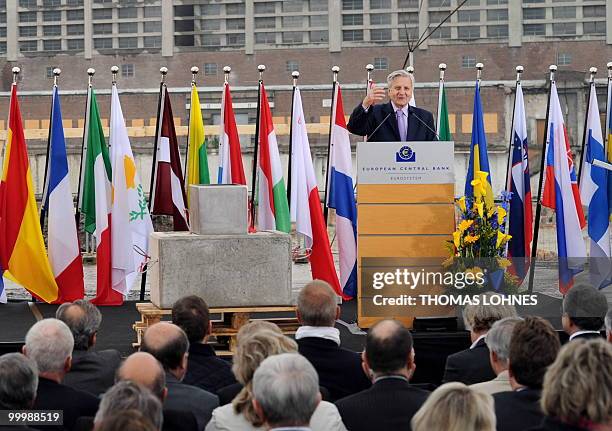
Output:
149,231,292,309
189,184,248,235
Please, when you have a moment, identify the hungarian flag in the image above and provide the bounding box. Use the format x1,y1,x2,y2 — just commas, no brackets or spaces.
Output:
152,89,189,231
80,88,122,305
45,86,84,302
0,84,59,303
186,83,210,208
257,84,290,232
437,79,452,141
217,82,247,185
110,84,154,294
290,87,343,297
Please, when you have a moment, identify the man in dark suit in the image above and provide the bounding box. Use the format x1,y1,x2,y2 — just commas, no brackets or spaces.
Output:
171,295,236,394
56,299,121,396
494,316,561,431
347,69,437,142
443,293,517,385
295,280,371,401
0,353,39,431
561,283,608,342
335,319,429,431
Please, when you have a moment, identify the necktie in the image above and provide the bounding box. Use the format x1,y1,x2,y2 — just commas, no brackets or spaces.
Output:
397,110,407,141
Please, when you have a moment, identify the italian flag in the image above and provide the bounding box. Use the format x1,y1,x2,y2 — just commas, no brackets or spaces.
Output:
257,84,290,232
437,80,452,141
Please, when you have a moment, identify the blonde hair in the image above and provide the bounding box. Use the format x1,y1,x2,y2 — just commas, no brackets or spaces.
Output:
541,339,612,426
463,292,517,333
231,322,298,427
411,383,496,431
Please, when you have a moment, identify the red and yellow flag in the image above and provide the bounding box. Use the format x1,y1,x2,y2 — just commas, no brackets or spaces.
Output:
0,84,59,302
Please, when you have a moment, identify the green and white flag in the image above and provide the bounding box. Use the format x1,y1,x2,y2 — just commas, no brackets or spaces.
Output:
437,80,452,141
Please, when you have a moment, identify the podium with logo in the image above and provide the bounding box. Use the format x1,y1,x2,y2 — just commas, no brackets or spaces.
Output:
356,141,456,328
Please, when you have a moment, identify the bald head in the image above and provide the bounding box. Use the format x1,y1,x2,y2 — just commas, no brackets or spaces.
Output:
56,300,102,351
140,322,189,374
117,352,166,401
365,319,413,375
297,280,339,327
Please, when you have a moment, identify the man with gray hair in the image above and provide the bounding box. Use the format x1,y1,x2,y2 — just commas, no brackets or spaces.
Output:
0,353,38,410
562,283,608,341
296,280,371,401
347,69,436,142
23,318,99,430
94,381,163,431
252,353,321,431
56,299,121,395
606,309,612,343
471,317,522,395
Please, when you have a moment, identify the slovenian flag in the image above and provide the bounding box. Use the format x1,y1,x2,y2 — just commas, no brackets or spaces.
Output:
186,83,210,208
218,82,247,185
327,85,357,299
542,80,586,294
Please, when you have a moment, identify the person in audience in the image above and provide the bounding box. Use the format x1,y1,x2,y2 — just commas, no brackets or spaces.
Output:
443,293,517,384
94,410,157,431
56,299,122,396
295,280,371,401
562,284,608,341
0,353,38,431
206,321,346,431
23,318,99,431
335,319,428,431
140,322,218,431
251,353,321,431
411,382,496,431
172,295,236,393
494,316,561,431
471,317,522,395
94,381,163,431
606,309,612,343
530,339,612,431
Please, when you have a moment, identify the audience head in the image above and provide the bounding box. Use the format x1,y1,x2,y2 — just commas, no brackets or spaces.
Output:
0,353,38,409
606,309,612,343
297,280,339,327
252,353,320,429
508,316,560,390
56,299,102,351
411,382,496,431
94,410,158,431
116,352,167,401
24,318,74,379
94,381,163,430
171,295,211,344
140,322,189,380
562,284,608,334
541,339,612,428
485,317,522,374
364,319,414,379
462,293,517,341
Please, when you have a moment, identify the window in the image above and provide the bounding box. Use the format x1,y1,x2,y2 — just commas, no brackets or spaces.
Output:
66,0,83,6
254,2,275,14
399,12,418,24
226,18,245,30
282,16,303,28
144,7,161,18
119,22,137,33
523,23,545,35
282,31,303,43
144,36,161,48
370,14,391,25
204,63,217,76
118,8,138,19
94,38,113,49
175,35,194,46
429,26,451,38
43,10,61,21
118,37,138,49
462,55,477,68
286,60,299,72
458,26,480,39
93,9,112,19
309,0,327,11
255,32,276,43
43,0,60,6
465,0,480,5
67,24,84,35
374,57,388,70
429,11,449,23
43,25,61,36
43,39,61,51
19,12,37,23
398,0,419,7
94,23,113,34
552,7,575,19
458,10,480,23
175,20,195,32
557,53,572,66
487,9,507,21
226,3,245,14
523,0,544,2
370,0,391,9
523,8,545,20
342,0,363,11
46,66,56,78
583,6,605,18
201,34,221,46
0,42,6,54
67,9,84,20
310,15,327,26
282,0,302,12
487,25,508,37
310,30,328,42
399,27,419,40
255,17,275,29
93,0,113,3
428,0,450,7
174,5,194,17
19,26,37,37
552,22,575,35
121,64,134,77
0,28,5,37
487,0,507,4
144,21,161,33
343,14,363,25
343,29,363,41
227,34,245,45
370,28,391,40
67,39,84,50
19,0,37,7
20,40,38,51
583,21,605,35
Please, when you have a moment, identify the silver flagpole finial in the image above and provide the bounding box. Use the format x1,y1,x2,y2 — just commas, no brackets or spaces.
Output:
87,68,95,86
12,66,20,84
332,66,340,83
53,68,61,86
223,66,231,83
292,70,299,86
549,64,557,82
110,65,119,84
589,66,597,83
191,66,199,84
476,63,484,82
439,63,447,80
516,65,524,83
257,64,266,81
160,67,168,83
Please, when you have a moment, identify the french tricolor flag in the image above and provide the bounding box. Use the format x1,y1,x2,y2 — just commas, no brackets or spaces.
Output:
327,85,357,299
542,80,586,294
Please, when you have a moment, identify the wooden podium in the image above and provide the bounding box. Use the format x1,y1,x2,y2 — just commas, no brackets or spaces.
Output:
356,141,456,328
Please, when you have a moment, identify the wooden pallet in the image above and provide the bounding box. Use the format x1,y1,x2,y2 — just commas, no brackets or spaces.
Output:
133,302,299,355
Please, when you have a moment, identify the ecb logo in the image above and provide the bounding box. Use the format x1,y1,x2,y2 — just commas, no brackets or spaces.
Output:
396,145,416,162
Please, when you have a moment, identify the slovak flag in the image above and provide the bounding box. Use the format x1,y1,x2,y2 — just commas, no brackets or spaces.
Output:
218,82,247,186
327,85,357,299
542,80,586,294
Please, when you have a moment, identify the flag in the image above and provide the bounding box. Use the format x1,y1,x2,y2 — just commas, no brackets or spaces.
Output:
290,87,343,297
465,81,494,207
542,80,586,294
437,79,452,141
0,268,5,303
257,84,290,233
45,86,84,302
0,84,59,303
110,84,154,295
152,89,189,231
579,82,611,289
186,83,210,207
328,85,358,299
80,88,122,305
217,82,247,185
607,78,612,219
506,83,533,283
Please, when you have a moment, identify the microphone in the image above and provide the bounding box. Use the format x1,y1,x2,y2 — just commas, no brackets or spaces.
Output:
409,108,440,141
365,112,392,142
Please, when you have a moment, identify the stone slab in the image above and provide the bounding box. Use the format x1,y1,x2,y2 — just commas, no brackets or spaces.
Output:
149,231,292,309
189,184,248,235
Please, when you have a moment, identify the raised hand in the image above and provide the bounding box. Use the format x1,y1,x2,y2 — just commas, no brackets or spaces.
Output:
362,83,386,109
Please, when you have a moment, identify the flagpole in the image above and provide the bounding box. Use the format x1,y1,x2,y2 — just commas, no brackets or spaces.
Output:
219,66,230,184
184,66,199,187
250,64,265,230
577,67,597,186
527,64,557,293
40,68,61,229
437,63,446,133
505,66,523,193
75,68,95,230
606,63,612,149
323,66,340,225
287,70,299,205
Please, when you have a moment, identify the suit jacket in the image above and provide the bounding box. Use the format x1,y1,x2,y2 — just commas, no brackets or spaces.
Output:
470,370,512,395
216,382,330,407
347,102,437,142
183,343,237,394
32,377,99,431
527,417,589,431
297,337,371,402
62,348,121,396
569,332,603,342
164,372,219,431
335,377,429,431
494,388,544,431
442,337,496,385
